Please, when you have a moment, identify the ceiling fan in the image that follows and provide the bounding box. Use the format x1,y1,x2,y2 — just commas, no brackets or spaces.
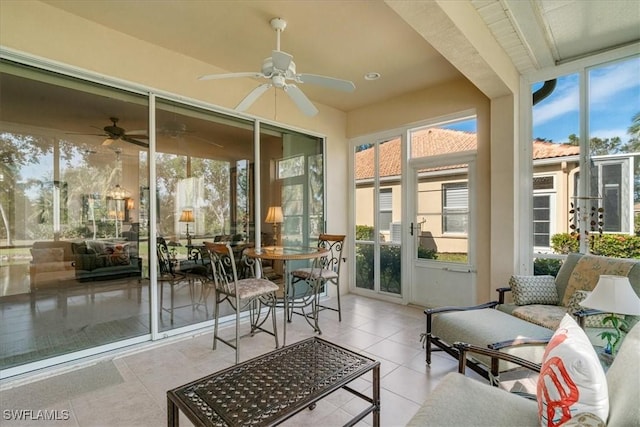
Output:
158,120,223,148
74,117,148,148
199,17,356,117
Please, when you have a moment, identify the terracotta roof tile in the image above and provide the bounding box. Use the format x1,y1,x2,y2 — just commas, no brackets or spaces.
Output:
355,128,580,180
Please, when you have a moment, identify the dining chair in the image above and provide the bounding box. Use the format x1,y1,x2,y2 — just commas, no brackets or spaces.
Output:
290,234,346,321
157,237,189,322
204,242,279,363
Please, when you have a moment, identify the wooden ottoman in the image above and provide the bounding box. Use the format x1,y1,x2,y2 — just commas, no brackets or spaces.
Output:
424,304,554,382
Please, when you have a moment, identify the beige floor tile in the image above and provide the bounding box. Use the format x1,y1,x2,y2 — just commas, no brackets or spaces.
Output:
2,294,505,427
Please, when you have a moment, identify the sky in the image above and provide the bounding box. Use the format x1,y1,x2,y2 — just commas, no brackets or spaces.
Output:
532,56,640,145
445,56,640,147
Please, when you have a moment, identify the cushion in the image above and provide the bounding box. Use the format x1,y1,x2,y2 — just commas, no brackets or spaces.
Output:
561,413,605,427
562,255,635,305
74,254,97,271
30,247,64,264
104,243,130,266
85,240,106,255
537,314,609,427
510,275,559,306
566,290,624,328
71,241,88,255
511,304,566,330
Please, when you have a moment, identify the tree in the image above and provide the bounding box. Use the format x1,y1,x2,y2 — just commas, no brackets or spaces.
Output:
1,133,49,244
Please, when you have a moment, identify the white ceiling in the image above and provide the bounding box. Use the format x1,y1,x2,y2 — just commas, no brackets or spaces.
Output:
29,0,640,113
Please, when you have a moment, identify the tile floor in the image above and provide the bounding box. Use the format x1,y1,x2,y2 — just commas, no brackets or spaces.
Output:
1,294,524,427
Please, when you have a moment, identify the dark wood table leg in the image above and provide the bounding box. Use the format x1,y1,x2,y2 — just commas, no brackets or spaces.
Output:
167,396,179,427
373,364,380,427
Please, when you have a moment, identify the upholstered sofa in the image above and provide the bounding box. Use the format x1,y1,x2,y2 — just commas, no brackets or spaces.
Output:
496,253,640,346
30,239,142,290
409,319,640,426
423,253,640,382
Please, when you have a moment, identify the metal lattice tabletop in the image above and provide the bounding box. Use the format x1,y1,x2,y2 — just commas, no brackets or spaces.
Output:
167,337,380,427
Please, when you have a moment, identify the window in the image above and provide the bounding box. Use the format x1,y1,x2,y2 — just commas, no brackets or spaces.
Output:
277,155,305,179
592,158,633,233
530,54,639,262
442,182,468,234
379,188,392,232
533,176,555,249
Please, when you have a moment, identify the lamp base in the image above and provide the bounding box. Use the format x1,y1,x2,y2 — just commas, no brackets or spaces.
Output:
186,224,192,246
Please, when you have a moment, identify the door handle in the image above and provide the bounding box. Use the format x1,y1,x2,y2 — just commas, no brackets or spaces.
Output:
410,222,414,236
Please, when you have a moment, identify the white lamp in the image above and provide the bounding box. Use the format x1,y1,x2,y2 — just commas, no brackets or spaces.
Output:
580,275,640,353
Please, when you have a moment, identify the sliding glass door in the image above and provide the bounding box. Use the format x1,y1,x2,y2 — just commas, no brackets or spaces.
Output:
0,59,326,376
0,60,151,370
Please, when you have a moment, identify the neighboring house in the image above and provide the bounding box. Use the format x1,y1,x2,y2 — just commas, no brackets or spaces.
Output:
355,128,635,254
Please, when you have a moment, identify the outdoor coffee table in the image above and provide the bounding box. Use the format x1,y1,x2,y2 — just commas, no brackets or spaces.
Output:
167,337,380,427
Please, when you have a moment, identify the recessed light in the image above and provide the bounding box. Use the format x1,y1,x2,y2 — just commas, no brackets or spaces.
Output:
364,72,381,81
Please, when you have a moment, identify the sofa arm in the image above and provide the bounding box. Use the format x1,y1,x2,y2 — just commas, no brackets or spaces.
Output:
496,287,511,304
424,301,499,316
454,341,541,388
573,308,607,329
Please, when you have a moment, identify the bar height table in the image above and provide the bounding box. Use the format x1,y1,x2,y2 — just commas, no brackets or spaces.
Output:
245,246,328,345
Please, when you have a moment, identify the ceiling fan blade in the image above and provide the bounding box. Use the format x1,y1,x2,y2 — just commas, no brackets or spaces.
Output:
191,134,224,148
126,130,148,138
122,136,149,148
297,73,356,92
284,84,318,116
236,83,272,112
272,50,293,72
199,72,264,81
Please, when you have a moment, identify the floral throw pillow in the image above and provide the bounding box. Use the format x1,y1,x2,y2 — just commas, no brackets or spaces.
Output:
537,314,609,427
509,275,559,306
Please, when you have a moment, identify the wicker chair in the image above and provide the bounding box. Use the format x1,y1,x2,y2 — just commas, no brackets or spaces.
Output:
204,242,279,364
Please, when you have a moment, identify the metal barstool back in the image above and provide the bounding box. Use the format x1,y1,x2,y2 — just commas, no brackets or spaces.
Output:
291,234,346,321
204,242,279,363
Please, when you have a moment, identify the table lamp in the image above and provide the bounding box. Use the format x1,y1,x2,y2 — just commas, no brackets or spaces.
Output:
580,274,640,354
179,209,194,246
265,206,283,244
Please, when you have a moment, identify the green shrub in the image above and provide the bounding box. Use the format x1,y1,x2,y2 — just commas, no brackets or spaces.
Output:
551,233,579,254
418,246,438,259
534,258,563,276
551,232,640,258
355,225,374,241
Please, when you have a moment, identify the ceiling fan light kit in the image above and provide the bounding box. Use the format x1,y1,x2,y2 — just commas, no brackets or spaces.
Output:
199,17,355,116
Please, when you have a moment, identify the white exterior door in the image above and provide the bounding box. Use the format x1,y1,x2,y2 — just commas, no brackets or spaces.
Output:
408,152,477,307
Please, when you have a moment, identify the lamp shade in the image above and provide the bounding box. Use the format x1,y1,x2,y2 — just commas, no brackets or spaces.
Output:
179,209,194,223
580,275,640,315
265,206,283,224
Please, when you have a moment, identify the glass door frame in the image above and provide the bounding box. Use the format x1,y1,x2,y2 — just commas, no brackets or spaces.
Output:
350,129,409,303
